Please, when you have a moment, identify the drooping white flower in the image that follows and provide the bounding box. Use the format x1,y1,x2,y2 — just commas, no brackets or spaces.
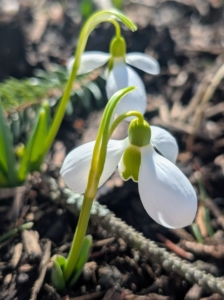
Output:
67,39,160,118
60,124,197,228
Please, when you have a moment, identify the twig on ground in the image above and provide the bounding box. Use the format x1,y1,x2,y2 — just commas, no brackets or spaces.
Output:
3,273,13,287
168,228,195,242
30,239,51,300
6,185,27,222
184,284,203,300
11,243,23,269
180,75,211,122
200,294,223,300
93,237,115,247
19,264,34,272
181,240,224,259
181,241,224,259
44,283,61,300
151,117,193,135
123,293,171,300
62,291,105,300
22,230,42,260
157,233,194,260
204,198,224,230
187,63,224,149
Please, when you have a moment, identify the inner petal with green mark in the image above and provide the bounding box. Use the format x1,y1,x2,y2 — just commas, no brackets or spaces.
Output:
118,145,141,182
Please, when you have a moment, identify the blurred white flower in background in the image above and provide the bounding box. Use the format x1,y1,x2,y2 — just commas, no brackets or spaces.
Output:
68,50,160,119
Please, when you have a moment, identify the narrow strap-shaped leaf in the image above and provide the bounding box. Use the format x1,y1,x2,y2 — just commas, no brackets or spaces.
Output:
42,100,51,130
18,106,47,182
29,104,49,172
0,169,8,186
191,223,204,244
0,130,7,173
0,157,8,181
0,102,18,186
68,235,92,287
203,207,214,237
51,255,66,291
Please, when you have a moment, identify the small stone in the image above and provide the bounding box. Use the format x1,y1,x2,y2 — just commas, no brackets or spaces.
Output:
3,273,12,286
95,285,101,292
17,273,29,284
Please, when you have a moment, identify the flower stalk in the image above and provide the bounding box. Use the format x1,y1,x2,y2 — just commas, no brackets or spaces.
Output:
63,86,137,282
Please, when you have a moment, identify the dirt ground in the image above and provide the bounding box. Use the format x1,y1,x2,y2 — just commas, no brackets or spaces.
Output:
1,0,224,299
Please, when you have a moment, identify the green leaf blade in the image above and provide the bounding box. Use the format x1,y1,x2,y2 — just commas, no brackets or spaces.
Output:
68,235,92,287
0,102,18,187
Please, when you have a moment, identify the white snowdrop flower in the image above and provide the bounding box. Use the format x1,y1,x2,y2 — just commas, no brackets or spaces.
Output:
67,36,160,119
61,121,197,229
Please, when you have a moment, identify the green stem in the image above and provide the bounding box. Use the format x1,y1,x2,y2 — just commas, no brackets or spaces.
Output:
109,111,144,137
108,19,121,37
64,195,93,282
63,87,136,282
44,63,78,154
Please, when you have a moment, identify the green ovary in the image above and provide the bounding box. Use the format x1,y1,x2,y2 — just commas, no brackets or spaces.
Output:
128,119,151,147
120,145,141,182
110,36,126,58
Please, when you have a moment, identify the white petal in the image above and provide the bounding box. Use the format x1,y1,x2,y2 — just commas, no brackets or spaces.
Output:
138,144,197,228
106,60,147,120
126,52,160,75
60,139,128,194
151,126,178,163
67,52,110,75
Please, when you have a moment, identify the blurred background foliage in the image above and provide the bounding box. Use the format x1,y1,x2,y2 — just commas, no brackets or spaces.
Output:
1,67,106,142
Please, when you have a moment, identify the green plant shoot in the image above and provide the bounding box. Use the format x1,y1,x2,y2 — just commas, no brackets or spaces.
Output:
51,86,138,290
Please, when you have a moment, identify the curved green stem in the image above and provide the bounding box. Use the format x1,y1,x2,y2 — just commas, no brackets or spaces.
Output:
109,111,144,137
108,19,121,37
44,10,137,155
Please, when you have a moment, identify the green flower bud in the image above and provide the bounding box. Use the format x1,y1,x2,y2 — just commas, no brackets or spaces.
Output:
119,145,141,182
109,36,126,58
15,143,25,158
128,119,151,147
